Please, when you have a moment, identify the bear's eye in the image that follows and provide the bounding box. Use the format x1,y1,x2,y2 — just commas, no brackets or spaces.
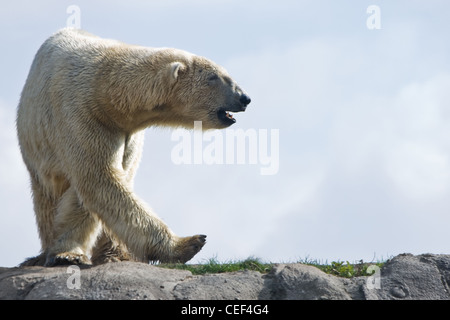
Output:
208,74,219,82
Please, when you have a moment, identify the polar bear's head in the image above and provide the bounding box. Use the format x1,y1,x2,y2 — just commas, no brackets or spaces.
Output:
167,54,251,129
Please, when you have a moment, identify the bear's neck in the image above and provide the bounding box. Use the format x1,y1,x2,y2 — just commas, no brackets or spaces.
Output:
93,48,175,133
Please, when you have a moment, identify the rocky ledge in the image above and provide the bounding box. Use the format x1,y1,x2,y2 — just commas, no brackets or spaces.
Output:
0,253,449,300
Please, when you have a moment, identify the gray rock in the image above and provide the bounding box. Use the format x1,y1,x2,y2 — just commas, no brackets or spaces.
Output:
1,253,449,300
173,270,268,300
263,263,352,300
370,253,450,300
0,262,192,300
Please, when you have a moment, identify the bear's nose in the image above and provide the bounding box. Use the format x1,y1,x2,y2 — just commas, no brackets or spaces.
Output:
240,94,251,106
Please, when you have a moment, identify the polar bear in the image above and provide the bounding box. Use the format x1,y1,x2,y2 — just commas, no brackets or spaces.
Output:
17,28,251,266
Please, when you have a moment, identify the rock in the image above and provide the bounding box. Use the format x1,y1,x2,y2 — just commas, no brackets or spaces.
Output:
0,261,192,300
264,263,352,300
173,270,268,300
0,253,449,300
369,253,450,300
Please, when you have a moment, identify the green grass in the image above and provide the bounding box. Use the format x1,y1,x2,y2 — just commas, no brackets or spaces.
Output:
159,257,272,275
159,256,386,278
308,260,385,278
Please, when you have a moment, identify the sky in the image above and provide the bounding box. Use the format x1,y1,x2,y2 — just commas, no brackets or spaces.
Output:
1,0,449,267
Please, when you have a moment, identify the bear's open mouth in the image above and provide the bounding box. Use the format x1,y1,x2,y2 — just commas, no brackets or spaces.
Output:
217,109,240,125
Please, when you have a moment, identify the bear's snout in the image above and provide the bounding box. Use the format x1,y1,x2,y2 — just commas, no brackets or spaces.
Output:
239,94,251,107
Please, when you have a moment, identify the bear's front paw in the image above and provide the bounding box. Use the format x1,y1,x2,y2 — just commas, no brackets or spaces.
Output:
163,234,207,264
45,252,92,267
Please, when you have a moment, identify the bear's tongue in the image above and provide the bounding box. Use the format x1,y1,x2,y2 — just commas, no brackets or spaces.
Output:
225,112,234,120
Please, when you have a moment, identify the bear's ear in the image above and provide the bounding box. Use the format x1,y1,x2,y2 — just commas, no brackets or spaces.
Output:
169,61,186,82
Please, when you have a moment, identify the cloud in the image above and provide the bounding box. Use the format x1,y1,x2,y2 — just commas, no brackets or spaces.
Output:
2,1,450,266
215,34,450,262
383,74,450,201
0,101,27,190
0,100,39,267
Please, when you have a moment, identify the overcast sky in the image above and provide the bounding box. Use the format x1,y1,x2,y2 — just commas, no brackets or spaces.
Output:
1,0,449,267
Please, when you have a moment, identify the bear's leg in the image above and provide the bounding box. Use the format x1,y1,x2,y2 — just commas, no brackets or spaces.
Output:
75,169,206,263
91,228,132,264
30,174,58,251
62,126,206,263
20,174,60,266
89,132,141,264
45,186,102,266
